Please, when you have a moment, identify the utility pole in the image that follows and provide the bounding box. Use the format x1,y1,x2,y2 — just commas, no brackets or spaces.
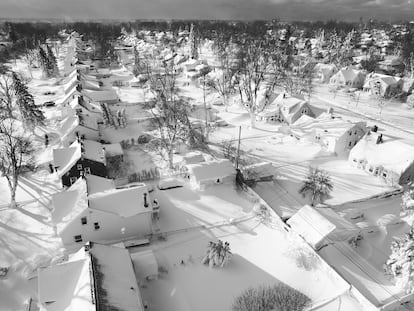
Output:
236,125,242,169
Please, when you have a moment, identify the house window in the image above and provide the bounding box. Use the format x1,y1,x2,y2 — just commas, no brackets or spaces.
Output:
354,130,357,135
353,158,357,163
70,177,77,185
94,222,100,230
354,141,357,146
216,178,221,183
77,164,83,170
74,235,83,243
349,131,352,136
81,217,87,225
348,141,352,147
368,167,374,173
382,172,387,178
84,167,91,175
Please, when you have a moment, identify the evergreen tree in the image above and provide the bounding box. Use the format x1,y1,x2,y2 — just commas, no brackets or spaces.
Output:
46,45,59,77
299,167,333,206
12,72,45,129
38,46,50,78
385,227,414,294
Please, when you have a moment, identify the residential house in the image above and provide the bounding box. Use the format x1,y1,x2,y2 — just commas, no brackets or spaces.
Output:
259,93,315,125
51,178,153,246
349,132,414,186
287,205,360,250
82,89,120,105
314,63,337,83
291,113,367,155
363,73,402,97
62,95,103,119
185,159,236,190
37,242,146,311
377,57,404,74
59,112,101,146
329,68,366,88
53,139,107,187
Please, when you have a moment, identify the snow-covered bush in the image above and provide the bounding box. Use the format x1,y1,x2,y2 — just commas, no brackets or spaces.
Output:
232,284,311,311
201,240,232,268
385,228,414,293
401,189,414,217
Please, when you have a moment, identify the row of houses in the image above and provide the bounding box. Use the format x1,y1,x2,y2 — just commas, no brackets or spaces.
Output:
314,64,412,97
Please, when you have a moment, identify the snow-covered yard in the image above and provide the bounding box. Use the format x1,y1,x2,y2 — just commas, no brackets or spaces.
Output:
133,219,360,311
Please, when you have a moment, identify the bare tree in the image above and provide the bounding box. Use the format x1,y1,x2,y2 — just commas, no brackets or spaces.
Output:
235,39,274,127
207,46,236,112
146,60,192,169
0,119,35,208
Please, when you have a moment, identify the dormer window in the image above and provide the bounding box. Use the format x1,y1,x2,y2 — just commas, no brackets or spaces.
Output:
77,164,83,170
81,217,87,225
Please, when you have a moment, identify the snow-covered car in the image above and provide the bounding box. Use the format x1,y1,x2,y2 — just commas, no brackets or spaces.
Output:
342,209,364,222
158,178,184,190
215,119,229,127
42,101,56,107
117,182,154,192
356,221,379,235
376,214,403,227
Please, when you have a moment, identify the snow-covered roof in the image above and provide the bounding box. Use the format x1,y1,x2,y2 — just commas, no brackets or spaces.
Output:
81,140,105,164
59,114,99,142
89,243,145,311
287,205,359,249
38,257,94,311
53,140,104,176
350,133,414,174
51,177,88,232
131,249,158,281
82,89,119,103
182,152,205,165
52,144,81,177
38,243,144,311
243,162,275,178
88,185,153,217
187,159,235,183
84,175,115,194
103,143,123,157
291,113,366,139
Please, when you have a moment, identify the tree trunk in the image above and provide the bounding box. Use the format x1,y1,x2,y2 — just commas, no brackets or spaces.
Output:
168,149,174,169
250,111,256,128
223,95,228,112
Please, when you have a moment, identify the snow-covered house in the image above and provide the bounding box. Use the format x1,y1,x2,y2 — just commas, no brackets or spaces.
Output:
186,159,236,190
329,68,366,88
378,57,404,74
314,63,337,83
63,72,101,94
363,74,402,97
349,132,414,186
287,205,360,250
53,139,107,187
51,178,153,246
292,113,367,155
63,95,103,119
82,89,119,105
257,93,315,124
59,113,101,146
37,242,146,311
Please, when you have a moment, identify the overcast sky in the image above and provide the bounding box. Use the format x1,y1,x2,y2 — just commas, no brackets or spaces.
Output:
0,0,413,21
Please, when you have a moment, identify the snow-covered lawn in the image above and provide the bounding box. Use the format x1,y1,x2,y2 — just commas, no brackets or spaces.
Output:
0,202,62,310
134,219,360,311
154,183,254,232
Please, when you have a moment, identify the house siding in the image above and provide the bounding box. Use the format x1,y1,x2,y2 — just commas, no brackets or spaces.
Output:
60,208,153,246
61,158,107,187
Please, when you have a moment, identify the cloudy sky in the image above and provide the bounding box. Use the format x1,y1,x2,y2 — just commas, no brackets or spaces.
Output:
0,0,413,21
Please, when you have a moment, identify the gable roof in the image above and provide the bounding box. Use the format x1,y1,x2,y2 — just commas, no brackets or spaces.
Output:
287,205,359,249
82,90,119,103
38,258,94,311
85,175,115,194
350,133,414,174
187,159,235,183
38,243,145,311
88,185,152,217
